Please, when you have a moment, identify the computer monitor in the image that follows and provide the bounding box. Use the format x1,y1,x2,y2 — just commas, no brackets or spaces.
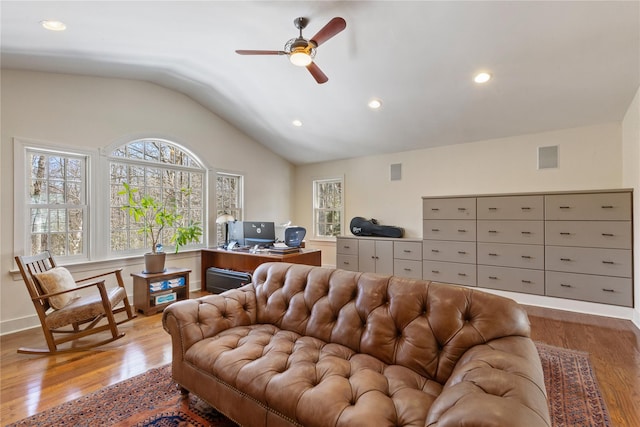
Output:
228,221,276,247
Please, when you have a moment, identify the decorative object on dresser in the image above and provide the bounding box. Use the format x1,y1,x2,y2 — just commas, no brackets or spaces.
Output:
131,267,191,315
423,189,633,307
336,236,422,278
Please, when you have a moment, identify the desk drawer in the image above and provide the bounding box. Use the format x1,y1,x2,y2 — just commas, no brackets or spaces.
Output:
477,243,544,270
423,261,476,286
423,240,476,264
545,221,631,249
477,195,543,220
546,271,632,307
423,220,476,242
545,192,631,220
477,220,544,245
394,241,422,260
545,246,632,277
423,198,476,219
394,259,423,279
477,265,544,295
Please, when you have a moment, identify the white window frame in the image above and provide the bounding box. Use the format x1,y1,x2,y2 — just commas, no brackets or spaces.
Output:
215,172,244,245
14,138,94,263
312,176,344,240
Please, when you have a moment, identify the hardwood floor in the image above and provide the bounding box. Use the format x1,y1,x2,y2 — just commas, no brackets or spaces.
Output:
1,300,639,426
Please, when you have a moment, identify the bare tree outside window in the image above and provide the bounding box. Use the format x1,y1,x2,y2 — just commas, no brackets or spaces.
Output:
27,149,87,257
109,139,206,253
216,173,243,244
313,178,343,238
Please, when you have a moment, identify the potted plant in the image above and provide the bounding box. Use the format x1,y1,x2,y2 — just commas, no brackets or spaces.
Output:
119,182,203,273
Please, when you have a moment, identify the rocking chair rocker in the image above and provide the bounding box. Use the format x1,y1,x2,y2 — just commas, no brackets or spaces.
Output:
15,251,136,354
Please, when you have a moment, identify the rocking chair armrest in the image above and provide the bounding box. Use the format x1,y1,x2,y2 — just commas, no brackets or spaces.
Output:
75,268,124,284
32,280,107,301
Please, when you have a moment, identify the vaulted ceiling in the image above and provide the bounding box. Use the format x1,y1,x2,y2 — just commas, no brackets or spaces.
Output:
2,1,639,165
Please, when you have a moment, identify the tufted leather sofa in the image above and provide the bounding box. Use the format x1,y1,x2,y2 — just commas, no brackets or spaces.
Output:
163,262,551,427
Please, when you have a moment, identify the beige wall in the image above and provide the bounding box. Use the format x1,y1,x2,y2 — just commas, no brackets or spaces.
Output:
1,70,294,333
622,86,640,328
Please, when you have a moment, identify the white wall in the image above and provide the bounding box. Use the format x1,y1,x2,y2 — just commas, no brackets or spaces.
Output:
0,70,294,334
622,86,640,328
295,123,623,267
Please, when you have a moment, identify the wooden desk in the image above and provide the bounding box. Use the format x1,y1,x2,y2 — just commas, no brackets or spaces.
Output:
200,248,321,291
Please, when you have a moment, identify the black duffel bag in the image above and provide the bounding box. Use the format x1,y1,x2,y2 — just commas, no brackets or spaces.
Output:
350,217,404,238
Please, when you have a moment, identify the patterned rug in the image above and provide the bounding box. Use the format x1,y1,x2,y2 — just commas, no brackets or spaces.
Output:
8,342,610,427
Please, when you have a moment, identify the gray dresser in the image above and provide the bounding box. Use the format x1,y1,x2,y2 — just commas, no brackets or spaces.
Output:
422,190,633,307
336,236,422,279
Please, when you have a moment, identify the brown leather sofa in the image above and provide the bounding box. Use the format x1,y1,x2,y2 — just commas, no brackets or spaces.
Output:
163,262,551,427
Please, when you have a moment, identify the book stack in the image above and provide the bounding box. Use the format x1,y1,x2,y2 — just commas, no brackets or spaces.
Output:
269,246,300,255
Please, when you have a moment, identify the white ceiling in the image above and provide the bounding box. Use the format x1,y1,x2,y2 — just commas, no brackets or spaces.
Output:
2,1,639,165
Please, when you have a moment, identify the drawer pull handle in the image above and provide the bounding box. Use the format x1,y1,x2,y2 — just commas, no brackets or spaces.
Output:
489,253,498,256
488,207,497,211
431,208,440,211
521,231,531,235
404,268,412,272
403,249,412,253
602,260,615,265
431,249,440,253
560,258,572,262
602,288,615,293
458,229,467,233
458,251,467,255
601,233,614,237
559,206,571,209
488,230,498,233
560,283,572,288
560,232,571,235
521,207,531,210
458,208,467,211
601,205,614,209
344,245,350,249
521,280,532,284
344,261,350,265
431,228,440,232
458,273,467,276
521,255,532,259
489,276,498,280
431,270,440,274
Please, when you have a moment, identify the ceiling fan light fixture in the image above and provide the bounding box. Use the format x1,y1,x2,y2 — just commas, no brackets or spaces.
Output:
290,50,312,67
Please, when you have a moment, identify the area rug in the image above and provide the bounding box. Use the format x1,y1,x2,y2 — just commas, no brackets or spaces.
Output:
8,342,611,427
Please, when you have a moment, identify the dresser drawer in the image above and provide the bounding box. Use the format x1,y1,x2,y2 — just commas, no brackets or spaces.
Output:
336,238,358,255
423,261,476,287
545,246,632,277
394,241,422,261
477,243,544,270
546,271,632,307
423,240,476,264
394,259,423,280
336,254,358,271
423,220,476,242
477,195,544,220
477,220,544,244
423,198,476,219
545,192,631,221
545,221,631,249
477,265,544,295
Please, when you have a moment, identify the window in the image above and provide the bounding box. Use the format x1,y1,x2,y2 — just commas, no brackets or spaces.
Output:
216,172,243,244
108,139,206,254
313,178,343,238
25,148,88,258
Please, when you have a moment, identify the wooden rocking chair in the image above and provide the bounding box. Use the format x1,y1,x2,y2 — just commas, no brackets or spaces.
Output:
15,251,136,354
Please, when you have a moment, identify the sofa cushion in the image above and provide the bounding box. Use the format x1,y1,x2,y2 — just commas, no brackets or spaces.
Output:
185,323,443,427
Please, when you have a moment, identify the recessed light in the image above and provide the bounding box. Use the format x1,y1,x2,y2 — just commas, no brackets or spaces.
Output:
41,20,67,31
368,99,382,109
292,120,303,127
474,72,491,84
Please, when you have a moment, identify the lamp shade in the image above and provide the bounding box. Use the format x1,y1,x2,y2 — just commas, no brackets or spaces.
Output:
216,213,235,224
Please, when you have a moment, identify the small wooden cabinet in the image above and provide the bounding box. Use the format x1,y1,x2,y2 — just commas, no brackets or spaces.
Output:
131,267,191,315
336,236,422,278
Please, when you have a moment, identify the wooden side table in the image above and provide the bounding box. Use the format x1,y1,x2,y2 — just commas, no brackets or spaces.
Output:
131,267,191,315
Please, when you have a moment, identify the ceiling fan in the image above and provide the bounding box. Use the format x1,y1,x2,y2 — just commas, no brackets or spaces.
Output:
236,17,346,84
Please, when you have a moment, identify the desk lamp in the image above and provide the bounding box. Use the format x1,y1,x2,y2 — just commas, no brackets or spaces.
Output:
216,213,235,248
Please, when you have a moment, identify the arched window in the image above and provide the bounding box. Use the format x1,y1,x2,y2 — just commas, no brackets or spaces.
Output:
108,139,206,254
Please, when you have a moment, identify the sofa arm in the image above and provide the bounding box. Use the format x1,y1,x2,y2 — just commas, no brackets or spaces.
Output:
162,285,257,358
426,336,551,427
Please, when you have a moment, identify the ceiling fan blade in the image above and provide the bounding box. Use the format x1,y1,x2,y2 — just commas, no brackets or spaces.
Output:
310,17,346,47
307,62,328,84
235,50,286,55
